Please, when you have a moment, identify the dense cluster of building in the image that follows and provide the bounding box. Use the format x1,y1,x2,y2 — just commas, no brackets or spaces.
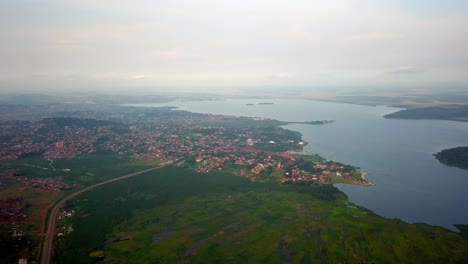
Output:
18,176,71,191
0,197,28,223
0,104,373,264
0,107,370,186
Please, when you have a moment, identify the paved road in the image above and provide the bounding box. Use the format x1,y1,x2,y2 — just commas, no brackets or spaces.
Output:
40,163,172,264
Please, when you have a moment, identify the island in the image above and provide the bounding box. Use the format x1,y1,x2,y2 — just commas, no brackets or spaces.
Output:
434,147,468,170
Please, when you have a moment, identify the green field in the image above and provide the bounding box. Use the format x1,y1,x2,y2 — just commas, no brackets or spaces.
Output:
0,154,162,263
54,166,468,263
3,154,161,186
294,153,326,163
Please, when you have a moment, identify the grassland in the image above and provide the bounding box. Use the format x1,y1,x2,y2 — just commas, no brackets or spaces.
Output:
3,154,161,186
54,166,468,263
294,153,326,163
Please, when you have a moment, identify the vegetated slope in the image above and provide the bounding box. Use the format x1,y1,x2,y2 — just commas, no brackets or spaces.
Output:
54,167,468,264
384,105,468,122
434,147,468,170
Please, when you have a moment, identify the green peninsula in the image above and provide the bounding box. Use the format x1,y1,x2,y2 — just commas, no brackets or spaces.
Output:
384,105,468,122
288,120,335,125
434,147,468,170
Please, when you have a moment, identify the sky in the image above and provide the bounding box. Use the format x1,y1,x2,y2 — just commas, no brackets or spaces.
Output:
0,0,467,94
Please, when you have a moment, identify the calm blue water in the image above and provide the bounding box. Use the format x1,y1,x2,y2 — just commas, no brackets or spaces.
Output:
126,99,468,231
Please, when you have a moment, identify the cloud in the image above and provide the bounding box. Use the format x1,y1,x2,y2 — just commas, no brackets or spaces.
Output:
92,72,121,80
386,66,424,75
346,32,401,43
264,72,294,80
47,0,157,13
91,72,150,81
150,48,186,59
129,74,146,80
1,0,467,91
44,23,150,52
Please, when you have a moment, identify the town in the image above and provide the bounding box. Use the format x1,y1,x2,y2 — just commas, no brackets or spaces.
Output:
0,105,370,186
0,105,371,262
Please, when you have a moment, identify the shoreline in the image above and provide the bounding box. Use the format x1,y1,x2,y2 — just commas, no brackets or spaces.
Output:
119,101,468,230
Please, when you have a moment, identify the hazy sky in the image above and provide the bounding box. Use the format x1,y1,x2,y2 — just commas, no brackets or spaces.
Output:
1,0,467,93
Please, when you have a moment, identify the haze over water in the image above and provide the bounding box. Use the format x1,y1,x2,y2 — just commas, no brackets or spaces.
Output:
127,99,468,231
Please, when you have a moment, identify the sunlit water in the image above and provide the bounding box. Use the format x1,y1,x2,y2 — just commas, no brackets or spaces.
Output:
125,99,468,231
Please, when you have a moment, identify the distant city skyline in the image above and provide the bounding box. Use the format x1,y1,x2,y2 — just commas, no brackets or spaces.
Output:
1,0,467,93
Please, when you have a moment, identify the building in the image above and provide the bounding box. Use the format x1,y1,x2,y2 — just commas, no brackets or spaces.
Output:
55,141,64,148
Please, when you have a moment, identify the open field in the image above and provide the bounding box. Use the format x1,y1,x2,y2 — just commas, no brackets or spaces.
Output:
54,166,468,263
2,154,161,187
0,154,164,263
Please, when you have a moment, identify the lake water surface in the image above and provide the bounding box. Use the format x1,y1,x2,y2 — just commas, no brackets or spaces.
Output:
126,99,468,231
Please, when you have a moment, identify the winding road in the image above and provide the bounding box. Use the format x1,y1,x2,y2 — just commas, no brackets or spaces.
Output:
40,162,173,264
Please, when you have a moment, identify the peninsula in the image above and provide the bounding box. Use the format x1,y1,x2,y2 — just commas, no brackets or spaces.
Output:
434,147,468,170
384,105,468,122
287,120,335,125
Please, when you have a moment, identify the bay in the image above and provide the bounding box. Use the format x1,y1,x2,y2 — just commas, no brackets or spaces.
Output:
125,99,468,231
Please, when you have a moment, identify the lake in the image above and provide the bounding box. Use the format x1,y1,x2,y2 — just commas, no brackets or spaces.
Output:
125,99,468,231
